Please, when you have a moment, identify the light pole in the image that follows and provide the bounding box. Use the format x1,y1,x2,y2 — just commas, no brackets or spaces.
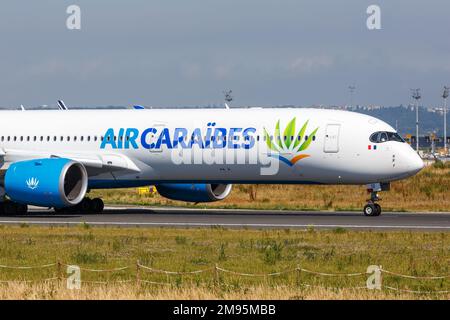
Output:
443,86,449,154
411,88,421,152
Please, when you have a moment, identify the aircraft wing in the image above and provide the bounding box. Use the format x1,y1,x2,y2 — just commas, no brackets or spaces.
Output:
0,148,141,174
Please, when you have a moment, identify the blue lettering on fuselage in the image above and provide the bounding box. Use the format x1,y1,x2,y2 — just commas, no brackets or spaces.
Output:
99,124,257,150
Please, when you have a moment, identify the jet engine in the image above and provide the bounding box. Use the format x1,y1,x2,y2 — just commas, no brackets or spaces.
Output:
4,158,88,208
156,183,232,203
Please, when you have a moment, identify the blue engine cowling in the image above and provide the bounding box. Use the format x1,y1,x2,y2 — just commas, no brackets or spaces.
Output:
4,158,88,208
156,183,232,202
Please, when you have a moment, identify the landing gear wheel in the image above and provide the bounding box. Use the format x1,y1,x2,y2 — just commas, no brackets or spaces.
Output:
54,207,69,214
363,187,384,217
91,198,104,214
3,201,18,215
16,204,28,215
79,198,93,213
363,204,377,217
374,204,381,216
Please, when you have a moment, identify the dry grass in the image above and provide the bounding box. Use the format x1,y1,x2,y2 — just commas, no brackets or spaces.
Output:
0,282,443,300
91,163,450,212
0,226,448,299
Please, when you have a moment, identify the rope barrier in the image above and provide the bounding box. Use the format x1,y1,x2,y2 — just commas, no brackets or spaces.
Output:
216,266,295,277
0,263,56,270
299,268,364,277
61,264,130,273
384,285,450,294
137,279,172,286
299,283,368,290
0,261,448,294
0,277,58,283
137,263,213,275
381,269,449,280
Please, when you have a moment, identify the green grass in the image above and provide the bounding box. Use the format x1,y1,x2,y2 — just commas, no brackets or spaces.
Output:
0,225,448,299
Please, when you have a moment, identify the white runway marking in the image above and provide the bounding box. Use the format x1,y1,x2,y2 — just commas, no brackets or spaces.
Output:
0,220,449,230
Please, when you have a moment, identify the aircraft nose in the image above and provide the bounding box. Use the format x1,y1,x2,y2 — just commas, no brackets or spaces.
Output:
406,150,424,175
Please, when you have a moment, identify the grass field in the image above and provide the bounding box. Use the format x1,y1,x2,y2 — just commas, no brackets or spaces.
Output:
90,162,450,212
0,225,448,299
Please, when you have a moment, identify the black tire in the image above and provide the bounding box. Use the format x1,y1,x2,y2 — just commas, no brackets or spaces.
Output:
3,201,18,215
363,204,376,217
78,198,93,213
16,204,28,215
54,207,69,214
91,198,104,214
374,204,382,216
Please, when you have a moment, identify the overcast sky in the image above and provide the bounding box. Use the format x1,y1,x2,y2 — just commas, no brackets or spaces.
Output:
0,0,449,108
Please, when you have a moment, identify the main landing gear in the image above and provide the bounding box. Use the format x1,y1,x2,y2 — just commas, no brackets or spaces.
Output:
0,201,28,215
363,183,390,217
54,197,104,214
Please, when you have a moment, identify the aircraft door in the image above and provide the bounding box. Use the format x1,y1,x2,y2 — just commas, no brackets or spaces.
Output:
324,124,340,153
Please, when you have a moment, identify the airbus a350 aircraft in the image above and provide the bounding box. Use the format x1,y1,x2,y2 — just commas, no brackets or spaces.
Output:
0,108,423,217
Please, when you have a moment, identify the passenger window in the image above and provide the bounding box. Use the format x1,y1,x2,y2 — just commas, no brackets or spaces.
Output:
67,136,70,142
87,136,91,142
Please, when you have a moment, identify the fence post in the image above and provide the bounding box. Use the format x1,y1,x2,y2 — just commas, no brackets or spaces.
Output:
57,261,62,283
296,265,301,287
136,260,140,286
380,265,383,290
214,264,220,288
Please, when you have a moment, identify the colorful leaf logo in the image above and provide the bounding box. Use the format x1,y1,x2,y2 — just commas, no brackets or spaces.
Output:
263,117,318,166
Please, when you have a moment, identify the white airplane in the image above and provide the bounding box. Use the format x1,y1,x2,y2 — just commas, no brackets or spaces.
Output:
0,108,423,216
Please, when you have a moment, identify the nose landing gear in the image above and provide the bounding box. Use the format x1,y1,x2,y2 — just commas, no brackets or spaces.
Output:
363,191,381,217
363,183,389,217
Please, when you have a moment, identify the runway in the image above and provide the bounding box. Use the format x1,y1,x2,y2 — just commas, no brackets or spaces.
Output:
0,206,449,231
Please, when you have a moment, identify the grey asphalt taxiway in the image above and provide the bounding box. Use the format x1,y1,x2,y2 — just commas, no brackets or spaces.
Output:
0,206,449,231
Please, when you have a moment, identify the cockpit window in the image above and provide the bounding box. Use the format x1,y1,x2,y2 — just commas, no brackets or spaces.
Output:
370,131,405,143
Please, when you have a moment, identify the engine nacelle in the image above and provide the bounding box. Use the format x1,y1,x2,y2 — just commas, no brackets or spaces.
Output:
4,158,88,208
156,183,232,203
